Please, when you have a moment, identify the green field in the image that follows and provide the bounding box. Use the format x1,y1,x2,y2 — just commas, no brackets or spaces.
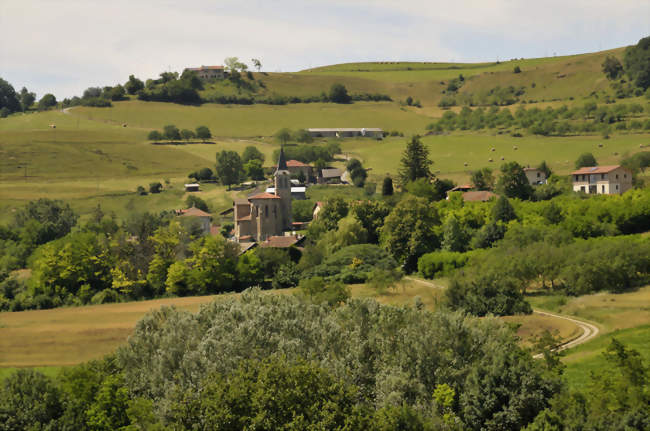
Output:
528,286,650,389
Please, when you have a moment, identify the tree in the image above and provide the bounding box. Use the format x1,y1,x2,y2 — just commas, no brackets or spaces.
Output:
13,198,78,245
37,93,57,110
236,251,264,287
575,152,597,169
329,83,351,104
398,135,432,185
244,159,265,180
492,195,517,223
195,125,212,141
441,214,467,252
147,130,162,141
149,182,163,194
382,176,394,196
242,145,265,163
186,195,209,212
0,78,21,114
163,124,181,141
180,129,195,141
125,74,144,94
251,58,262,72
537,160,552,178
380,196,439,270
471,168,495,190
224,56,248,72
274,128,292,144
19,87,35,111
215,150,244,189
0,369,63,429
83,87,102,99
602,56,623,80
496,161,533,199
623,36,650,90
347,158,367,187
293,129,313,143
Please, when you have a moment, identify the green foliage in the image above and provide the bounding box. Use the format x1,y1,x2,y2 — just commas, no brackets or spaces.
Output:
418,250,470,279
350,200,390,244
162,124,180,140
471,167,495,191
37,93,57,110
236,251,264,288
19,87,35,111
244,159,265,180
380,196,440,270
602,55,623,80
347,158,367,187
188,166,214,182
306,244,398,284
241,145,265,164
513,65,522,73
441,214,469,252
147,130,163,140
298,276,350,305
492,195,517,222
125,74,144,95
0,78,21,115
272,143,337,163
148,182,162,194
398,135,432,184
13,198,78,245
496,161,533,200
575,152,597,169
292,199,315,222
137,72,201,104
274,127,292,144
329,83,351,103
382,176,394,196
180,128,195,141
185,194,209,212
271,262,301,289
195,125,212,141
0,369,63,430
623,36,650,90
215,150,244,189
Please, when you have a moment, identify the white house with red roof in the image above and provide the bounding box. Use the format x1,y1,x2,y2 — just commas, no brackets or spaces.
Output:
571,165,633,195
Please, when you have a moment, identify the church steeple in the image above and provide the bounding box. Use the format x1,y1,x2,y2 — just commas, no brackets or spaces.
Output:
277,146,288,171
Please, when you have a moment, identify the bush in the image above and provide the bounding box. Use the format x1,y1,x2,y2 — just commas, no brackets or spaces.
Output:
147,130,163,141
329,83,351,104
136,186,147,195
306,244,398,284
513,65,521,73
418,251,470,279
149,182,163,194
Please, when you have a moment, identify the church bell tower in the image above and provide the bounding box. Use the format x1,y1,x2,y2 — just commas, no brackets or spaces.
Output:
274,147,292,230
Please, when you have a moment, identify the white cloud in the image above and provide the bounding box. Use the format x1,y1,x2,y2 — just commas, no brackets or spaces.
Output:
1,0,647,98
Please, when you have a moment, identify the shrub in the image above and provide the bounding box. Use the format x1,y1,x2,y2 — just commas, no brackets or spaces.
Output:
418,251,470,279
147,130,163,141
513,66,521,73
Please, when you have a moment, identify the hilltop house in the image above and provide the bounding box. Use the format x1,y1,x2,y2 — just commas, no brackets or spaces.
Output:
183,65,225,80
286,160,314,182
571,165,633,195
524,167,547,185
233,149,293,242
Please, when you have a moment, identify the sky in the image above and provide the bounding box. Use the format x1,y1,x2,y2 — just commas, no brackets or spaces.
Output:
1,0,649,99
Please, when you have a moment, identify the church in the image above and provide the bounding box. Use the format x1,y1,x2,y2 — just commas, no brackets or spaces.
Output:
233,148,292,242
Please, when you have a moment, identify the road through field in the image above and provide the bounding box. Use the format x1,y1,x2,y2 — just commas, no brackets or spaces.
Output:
532,310,600,356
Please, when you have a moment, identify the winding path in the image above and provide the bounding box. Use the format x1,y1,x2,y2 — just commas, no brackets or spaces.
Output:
404,277,600,355
532,310,600,358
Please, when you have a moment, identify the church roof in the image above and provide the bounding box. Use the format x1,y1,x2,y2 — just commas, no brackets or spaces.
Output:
249,192,281,200
277,146,288,170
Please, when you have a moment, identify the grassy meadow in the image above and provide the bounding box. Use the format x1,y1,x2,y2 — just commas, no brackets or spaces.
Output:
528,286,650,389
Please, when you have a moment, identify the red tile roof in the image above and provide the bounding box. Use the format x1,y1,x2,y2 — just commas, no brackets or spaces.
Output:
178,207,211,217
248,192,281,200
462,191,497,202
286,160,310,167
571,165,623,175
260,235,303,248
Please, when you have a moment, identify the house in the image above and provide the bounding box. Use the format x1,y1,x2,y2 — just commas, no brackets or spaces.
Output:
571,165,633,195
524,167,547,185
461,191,497,202
184,183,200,192
318,168,343,184
183,65,225,80
175,206,211,234
286,160,314,182
233,149,293,242
307,128,383,138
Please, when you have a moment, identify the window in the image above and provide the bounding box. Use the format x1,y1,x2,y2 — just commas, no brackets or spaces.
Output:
265,205,268,217
616,185,619,190
624,174,627,179
616,174,619,179
537,172,540,178
580,186,585,192
601,185,605,193
601,174,605,180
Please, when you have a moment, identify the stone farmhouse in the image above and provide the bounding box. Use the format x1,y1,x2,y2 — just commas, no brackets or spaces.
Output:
183,65,225,80
571,165,633,195
524,167,547,185
233,149,293,242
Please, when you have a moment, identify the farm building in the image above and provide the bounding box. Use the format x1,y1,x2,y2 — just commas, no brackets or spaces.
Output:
524,167,547,185
318,168,343,184
184,183,200,192
183,65,225,80
307,128,383,138
286,160,314,182
265,186,307,200
571,165,633,195
175,206,211,234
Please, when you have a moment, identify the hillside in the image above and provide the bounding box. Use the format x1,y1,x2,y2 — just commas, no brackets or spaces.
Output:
1,46,648,222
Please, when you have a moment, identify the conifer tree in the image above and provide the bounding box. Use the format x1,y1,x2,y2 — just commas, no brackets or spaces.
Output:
398,136,432,185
